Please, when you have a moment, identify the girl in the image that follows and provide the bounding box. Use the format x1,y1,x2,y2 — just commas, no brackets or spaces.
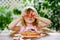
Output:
8,6,51,40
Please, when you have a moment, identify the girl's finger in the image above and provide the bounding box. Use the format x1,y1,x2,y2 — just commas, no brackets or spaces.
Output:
34,16,39,19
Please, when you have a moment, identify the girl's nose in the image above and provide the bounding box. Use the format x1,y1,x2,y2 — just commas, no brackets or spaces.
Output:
29,13,32,18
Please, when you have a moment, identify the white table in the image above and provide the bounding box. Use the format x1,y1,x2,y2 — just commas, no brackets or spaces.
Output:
37,33,60,40
0,33,60,40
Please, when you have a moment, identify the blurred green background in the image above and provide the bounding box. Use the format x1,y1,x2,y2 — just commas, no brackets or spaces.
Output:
0,0,60,31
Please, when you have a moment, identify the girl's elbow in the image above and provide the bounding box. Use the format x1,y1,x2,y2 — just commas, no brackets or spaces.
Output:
45,22,51,27
47,20,52,25
8,25,14,30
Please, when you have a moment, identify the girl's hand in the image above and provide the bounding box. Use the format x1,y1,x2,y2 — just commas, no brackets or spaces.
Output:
33,13,39,19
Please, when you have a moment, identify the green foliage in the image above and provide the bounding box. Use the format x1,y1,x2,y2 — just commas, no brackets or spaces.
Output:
13,8,21,15
22,0,26,4
0,6,12,30
46,0,60,31
29,0,32,3
43,1,49,8
39,11,45,17
34,0,60,31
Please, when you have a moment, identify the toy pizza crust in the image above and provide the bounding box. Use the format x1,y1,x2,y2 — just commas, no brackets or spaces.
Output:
20,31,41,37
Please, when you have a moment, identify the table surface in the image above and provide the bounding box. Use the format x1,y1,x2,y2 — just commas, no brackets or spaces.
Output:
0,33,60,40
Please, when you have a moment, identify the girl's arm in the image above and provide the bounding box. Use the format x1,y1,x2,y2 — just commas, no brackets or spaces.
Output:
39,17,51,25
37,17,51,28
8,18,20,31
8,15,23,31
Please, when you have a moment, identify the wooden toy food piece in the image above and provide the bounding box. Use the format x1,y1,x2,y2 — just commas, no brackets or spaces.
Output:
20,31,40,37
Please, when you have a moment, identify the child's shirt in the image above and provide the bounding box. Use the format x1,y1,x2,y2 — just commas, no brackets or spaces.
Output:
20,25,38,33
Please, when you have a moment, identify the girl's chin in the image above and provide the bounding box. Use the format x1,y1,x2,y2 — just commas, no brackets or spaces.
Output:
27,22,33,24
26,21,33,24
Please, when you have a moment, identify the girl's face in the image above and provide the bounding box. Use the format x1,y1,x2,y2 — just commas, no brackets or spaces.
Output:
24,11,35,24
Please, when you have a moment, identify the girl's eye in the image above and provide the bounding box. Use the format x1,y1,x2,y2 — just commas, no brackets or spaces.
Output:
24,13,35,18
